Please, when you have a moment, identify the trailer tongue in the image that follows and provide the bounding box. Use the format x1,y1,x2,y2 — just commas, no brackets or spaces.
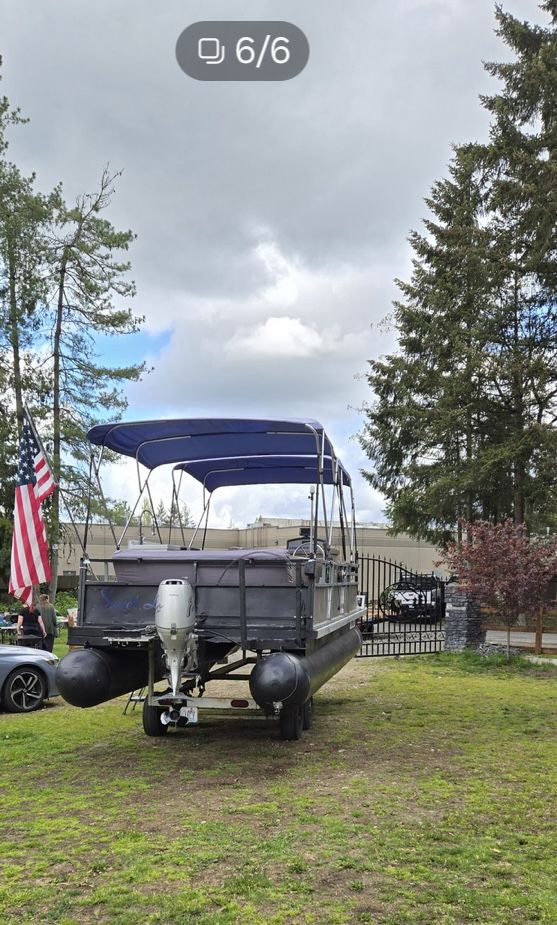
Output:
57,417,364,740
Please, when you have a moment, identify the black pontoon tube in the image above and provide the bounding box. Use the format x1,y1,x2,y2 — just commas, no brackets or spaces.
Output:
56,648,154,708
249,626,361,712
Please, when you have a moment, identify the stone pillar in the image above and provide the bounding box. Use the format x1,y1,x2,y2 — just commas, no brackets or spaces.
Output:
444,583,484,653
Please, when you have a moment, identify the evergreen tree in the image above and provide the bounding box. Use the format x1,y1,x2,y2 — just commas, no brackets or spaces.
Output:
154,500,169,527
482,2,557,286
478,1,557,526
361,145,504,543
153,499,193,531
0,62,149,593
45,168,148,594
0,55,26,155
361,4,557,542
139,497,153,526
180,502,194,528
0,164,52,430
0,58,47,433
107,499,132,527
0,60,53,587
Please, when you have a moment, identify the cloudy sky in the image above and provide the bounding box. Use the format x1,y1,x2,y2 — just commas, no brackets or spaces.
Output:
0,0,541,527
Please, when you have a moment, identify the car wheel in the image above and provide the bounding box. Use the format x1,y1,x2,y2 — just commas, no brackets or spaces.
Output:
2,667,47,713
142,699,169,737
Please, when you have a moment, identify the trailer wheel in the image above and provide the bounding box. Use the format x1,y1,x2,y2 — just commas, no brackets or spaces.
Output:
302,697,314,730
142,700,168,737
279,706,303,741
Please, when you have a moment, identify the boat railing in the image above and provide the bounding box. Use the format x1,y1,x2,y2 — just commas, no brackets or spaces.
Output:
76,554,309,651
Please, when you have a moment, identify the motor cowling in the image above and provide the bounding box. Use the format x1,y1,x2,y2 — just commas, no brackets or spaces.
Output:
155,578,196,695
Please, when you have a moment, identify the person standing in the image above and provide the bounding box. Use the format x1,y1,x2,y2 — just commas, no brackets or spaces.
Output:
39,593,58,652
17,600,47,647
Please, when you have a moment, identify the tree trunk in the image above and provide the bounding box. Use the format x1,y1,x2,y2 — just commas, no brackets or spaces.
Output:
534,608,543,656
7,237,24,435
465,271,474,539
513,461,526,524
511,271,526,524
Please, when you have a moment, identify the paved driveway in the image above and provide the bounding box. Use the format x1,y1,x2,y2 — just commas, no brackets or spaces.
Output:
486,630,557,649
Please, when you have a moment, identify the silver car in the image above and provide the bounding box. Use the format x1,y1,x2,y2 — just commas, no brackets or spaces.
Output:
0,645,59,713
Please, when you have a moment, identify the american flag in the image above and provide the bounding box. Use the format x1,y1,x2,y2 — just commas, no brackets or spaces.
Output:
9,410,56,605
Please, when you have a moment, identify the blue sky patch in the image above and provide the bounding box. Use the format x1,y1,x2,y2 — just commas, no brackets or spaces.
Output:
92,328,172,370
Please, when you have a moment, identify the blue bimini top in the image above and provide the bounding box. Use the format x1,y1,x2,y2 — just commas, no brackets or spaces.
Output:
87,418,351,489
175,454,351,490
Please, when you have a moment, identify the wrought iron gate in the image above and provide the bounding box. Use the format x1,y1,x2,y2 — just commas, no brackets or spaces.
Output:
356,556,445,657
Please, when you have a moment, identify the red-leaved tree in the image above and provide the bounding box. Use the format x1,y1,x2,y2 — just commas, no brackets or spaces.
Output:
440,520,557,659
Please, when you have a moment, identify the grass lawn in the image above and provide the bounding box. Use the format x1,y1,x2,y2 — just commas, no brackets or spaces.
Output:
1,651,556,925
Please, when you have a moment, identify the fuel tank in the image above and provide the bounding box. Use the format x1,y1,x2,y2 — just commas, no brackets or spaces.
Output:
249,625,361,711
56,647,152,708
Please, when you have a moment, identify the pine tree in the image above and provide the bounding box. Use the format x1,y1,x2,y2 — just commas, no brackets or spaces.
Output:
180,502,194,528
482,2,557,285
0,61,53,587
361,4,557,541
0,165,52,429
45,168,148,594
104,499,132,527
0,62,149,592
478,2,557,525
154,501,169,527
361,145,505,543
0,58,48,432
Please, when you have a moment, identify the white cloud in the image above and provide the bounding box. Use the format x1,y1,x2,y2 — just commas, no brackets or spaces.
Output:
225,316,330,358
0,0,543,527
255,240,300,308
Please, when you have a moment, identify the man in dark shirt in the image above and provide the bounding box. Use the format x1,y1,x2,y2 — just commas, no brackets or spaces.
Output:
39,594,58,652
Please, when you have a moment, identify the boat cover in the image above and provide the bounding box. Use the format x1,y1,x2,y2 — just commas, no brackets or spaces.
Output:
112,546,299,586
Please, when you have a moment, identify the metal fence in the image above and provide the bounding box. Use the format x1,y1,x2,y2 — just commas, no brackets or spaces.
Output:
356,555,445,657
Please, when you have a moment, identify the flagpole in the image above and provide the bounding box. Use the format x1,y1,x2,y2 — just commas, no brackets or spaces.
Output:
23,403,98,592
9,406,54,606
23,405,56,475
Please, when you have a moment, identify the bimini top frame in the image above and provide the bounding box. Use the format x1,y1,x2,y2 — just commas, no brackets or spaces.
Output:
86,417,357,561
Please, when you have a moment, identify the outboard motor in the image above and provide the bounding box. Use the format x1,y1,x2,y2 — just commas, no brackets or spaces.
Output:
155,578,196,696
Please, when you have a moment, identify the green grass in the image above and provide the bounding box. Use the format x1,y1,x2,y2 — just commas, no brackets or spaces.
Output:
1,653,556,924
53,628,69,659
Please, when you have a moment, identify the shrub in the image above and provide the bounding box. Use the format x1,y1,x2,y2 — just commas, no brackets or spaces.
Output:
54,590,78,616
439,519,557,658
